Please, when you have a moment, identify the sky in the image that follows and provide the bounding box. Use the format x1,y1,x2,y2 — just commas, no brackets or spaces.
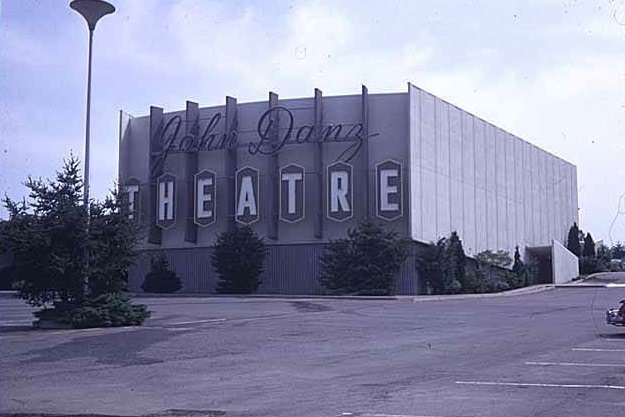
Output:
1,0,624,245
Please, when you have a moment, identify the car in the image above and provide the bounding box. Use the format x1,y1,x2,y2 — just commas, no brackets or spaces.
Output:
606,309,625,326
606,299,625,326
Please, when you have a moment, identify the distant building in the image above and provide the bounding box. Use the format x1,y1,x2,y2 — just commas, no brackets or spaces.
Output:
118,83,579,294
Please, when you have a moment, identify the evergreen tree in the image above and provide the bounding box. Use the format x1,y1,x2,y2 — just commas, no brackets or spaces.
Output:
1,158,87,306
612,242,625,260
582,233,596,258
89,187,143,296
567,223,581,257
212,225,266,294
441,231,466,293
512,246,523,277
320,221,411,295
141,252,181,293
1,156,150,328
596,244,612,271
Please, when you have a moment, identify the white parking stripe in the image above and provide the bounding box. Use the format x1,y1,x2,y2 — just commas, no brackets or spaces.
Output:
340,414,448,417
168,318,227,325
456,381,625,390
525,361,625,367
573,348,625,352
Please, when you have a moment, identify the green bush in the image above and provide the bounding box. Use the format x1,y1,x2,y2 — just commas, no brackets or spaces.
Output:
320,221,411,296
33,294,150,329
141,253,182,293
417,232,466,295
212,225,267,294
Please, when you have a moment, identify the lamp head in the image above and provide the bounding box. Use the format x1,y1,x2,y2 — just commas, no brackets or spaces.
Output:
70,0,115,30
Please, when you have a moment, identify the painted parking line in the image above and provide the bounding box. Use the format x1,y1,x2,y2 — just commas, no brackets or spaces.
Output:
168,318,227,325
573,348,625,352
340,413,454,417
455,381,625,390
525,361,625,368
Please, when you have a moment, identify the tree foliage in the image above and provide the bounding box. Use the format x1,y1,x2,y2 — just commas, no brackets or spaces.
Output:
567,223,582,257
1,158,87,306
417,231,467,295
417,238,447,295
141,253,182,293
582,233,596,258
419,239,536,295
0,156,149,328
89,188,143,296
212,225,266,294
442,231,466,293
612,242,625,260
320,221,411,295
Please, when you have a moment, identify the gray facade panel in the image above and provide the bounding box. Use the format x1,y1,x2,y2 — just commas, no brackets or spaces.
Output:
128,243,419,295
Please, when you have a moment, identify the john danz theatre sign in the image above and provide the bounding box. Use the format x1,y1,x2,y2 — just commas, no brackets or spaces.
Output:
125,106,403,229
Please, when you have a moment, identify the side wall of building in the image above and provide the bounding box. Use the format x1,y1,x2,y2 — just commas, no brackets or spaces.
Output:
408,84,578,257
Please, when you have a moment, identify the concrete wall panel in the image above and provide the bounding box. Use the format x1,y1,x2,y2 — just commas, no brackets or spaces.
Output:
461,111,476,254
436,98,451,238
449,104,464,237
552,239,579,283
422,169,438,242
495,130,507,250
513,137,525,247
409,85,423,241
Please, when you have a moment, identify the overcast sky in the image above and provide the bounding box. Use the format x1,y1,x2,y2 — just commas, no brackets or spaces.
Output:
1,0,624,244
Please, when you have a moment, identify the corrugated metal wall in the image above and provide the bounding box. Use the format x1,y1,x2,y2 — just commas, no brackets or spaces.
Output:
128,243,420,295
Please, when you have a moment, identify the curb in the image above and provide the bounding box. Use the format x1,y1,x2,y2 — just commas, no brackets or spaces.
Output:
0,290,17,299
130,285,556,302
553,283,609,288
129,293,397,301
407,285,555,302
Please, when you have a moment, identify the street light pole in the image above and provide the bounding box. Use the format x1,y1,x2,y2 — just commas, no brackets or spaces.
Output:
70,0,115,209
70,0,115,296
84,27,94,208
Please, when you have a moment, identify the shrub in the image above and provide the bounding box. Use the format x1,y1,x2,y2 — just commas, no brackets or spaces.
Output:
141,253,182,293
320,221,411,295
212,225,266,294
33,294,150,329
417,232,467,295
416,238,446,295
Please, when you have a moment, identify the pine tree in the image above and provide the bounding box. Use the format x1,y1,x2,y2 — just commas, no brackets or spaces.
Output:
89,187,143,296
1,156,150,328
320,221,411,295
212,225,267,294
582,233,596,258
141,252,181,293
1,158,88,306
567,223,581,257
512,246,523,276
441,231,466,293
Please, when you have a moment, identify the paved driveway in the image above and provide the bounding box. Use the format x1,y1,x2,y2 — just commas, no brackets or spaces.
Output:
1,288,624,417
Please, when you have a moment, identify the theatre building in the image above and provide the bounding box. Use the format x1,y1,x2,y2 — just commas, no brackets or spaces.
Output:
119,83,579,294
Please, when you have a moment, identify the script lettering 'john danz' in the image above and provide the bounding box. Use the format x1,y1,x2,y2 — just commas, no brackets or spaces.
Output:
151,106,378,172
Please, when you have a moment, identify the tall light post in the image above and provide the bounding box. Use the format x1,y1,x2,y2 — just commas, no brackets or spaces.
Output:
70,0,115,296
70,0,115,209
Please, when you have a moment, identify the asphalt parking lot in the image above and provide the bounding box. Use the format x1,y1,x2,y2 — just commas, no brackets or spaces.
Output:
1,287,624,417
